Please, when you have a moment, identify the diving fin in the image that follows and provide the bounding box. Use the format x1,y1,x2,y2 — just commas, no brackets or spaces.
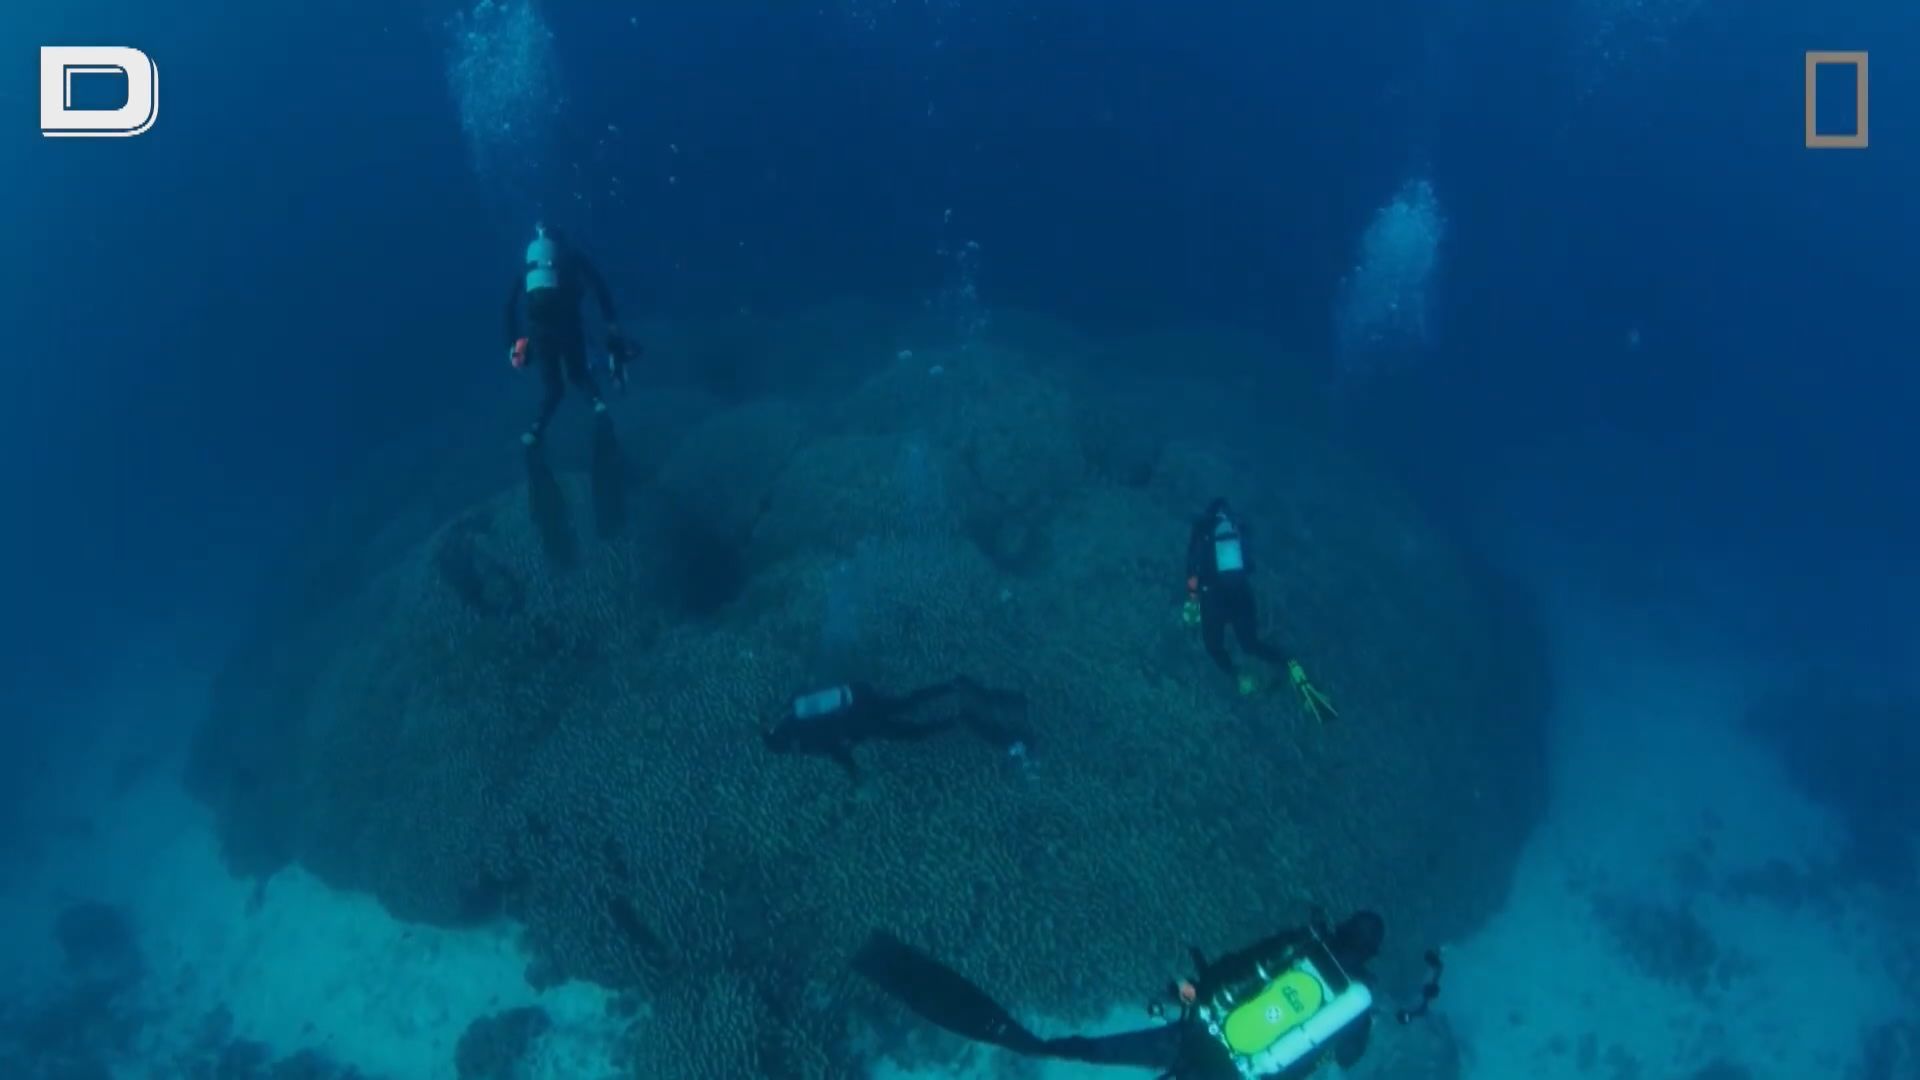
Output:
525,446,576,568
590,413,626,538
853,931,1046,1055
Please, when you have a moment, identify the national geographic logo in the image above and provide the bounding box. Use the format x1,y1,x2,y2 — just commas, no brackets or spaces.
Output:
1805,51,1867,149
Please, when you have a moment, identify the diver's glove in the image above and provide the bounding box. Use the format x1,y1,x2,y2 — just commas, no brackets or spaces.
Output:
509,337,529,370
1181,576,1202,627
1288,659,1338,723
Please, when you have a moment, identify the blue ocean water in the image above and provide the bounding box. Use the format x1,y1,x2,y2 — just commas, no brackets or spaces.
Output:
3,1,1916,1078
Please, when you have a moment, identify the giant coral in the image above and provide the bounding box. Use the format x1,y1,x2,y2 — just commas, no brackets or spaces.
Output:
187,313,1548,1078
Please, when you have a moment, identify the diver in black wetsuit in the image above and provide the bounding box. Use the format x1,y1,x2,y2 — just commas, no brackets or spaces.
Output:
857,910,1438,1080
763,677,1029,780
1186,498,1288,690
505,223,635,447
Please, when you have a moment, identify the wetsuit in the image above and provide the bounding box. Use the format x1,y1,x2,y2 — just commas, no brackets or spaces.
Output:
764,677,1027,779
855,914,1382,1080
506,235,619,440
1187,501,1287,679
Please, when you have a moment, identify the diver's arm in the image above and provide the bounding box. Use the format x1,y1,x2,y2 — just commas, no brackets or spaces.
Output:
577,254,619,326
1185,520,1210,582
891,679,966,716
505,276,524,346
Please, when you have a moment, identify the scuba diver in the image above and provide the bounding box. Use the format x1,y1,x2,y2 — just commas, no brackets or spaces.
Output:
505,222,635,447
1186,498,1286,686
1185,498,1337,720
856,909,1443,1079
764,677,1030,781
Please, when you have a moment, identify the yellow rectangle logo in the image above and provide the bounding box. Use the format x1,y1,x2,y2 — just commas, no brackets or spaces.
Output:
1805,51,1868,148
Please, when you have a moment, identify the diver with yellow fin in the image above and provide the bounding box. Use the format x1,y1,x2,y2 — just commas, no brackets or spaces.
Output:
1184,498,1336,719
856,910,1441,1079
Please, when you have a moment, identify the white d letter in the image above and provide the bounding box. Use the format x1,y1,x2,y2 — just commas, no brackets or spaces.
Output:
41,47,157,138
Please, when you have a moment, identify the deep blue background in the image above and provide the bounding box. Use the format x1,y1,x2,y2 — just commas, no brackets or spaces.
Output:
3,0,1915,721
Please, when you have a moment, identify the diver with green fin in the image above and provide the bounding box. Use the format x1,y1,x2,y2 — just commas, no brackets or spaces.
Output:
1184,498,1336,720
763,677,1032,781
505,222,636,448
855,909,1443,1079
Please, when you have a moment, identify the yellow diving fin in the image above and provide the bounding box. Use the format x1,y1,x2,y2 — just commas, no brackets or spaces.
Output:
1288,659,1338,722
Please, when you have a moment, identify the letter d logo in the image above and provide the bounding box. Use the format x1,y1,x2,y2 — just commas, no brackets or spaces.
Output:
40,47,158,138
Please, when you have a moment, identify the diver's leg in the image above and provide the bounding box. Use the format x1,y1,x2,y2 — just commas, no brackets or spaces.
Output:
890,679,966,716
1042,1025,1187,1070
563,337,606,412
1232,589,1288,665
528,344,565,444
954,676,1030,714
889,679,1029,751
897,677,1031,718
1201,597,1235,676
869,717,960,744
958,714,1028,753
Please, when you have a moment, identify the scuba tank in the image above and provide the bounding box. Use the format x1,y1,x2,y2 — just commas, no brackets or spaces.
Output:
1213,515,1246,575
793,685,854,720
525,224,560,293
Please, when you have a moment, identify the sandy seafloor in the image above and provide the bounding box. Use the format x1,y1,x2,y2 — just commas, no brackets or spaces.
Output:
2,580,1912,1080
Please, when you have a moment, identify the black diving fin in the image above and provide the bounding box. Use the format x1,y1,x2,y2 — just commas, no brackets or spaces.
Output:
852,931,1047,1055
590,412,626,538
